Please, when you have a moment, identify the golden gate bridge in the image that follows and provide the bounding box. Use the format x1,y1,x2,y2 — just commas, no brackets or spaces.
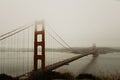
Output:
0,21,98,79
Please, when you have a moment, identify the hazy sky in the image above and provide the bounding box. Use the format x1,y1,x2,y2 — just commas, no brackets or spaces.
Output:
0,0,120,47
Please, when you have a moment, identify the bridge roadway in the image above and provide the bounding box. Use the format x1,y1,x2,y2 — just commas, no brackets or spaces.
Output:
18,50,95,79
45,51,95,71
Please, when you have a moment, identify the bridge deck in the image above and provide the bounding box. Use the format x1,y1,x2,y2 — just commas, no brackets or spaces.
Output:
18,51,94,79
45,51,94,71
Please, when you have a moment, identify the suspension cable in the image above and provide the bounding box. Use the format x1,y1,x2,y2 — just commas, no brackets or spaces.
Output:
0,26,25,38
0,24,34,41
46,30,71,51
45,22,77,52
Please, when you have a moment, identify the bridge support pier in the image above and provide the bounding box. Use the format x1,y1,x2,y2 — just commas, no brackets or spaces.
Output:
34,21,45,71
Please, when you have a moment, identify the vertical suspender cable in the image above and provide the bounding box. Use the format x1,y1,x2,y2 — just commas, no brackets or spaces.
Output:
27,28,30,71
22,30,25,73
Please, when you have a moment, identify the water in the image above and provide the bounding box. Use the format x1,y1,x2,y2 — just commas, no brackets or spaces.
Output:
0,51,120,77
55,52,120,76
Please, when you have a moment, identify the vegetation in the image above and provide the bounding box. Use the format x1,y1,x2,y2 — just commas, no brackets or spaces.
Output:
28,71,120,80
0,74,18,80
1,71,120,80
28,70,74,80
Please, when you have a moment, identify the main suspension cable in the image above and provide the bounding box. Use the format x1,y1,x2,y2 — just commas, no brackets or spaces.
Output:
45,22,77,52
0,24,34,41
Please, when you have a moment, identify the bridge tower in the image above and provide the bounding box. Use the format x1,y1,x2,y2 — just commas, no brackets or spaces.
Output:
92,43,98,57
34,21,45,71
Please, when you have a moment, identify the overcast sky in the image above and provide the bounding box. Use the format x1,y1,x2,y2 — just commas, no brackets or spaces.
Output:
0,0,120,47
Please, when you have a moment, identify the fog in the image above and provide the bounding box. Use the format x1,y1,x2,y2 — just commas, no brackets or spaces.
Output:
0,0,120,47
